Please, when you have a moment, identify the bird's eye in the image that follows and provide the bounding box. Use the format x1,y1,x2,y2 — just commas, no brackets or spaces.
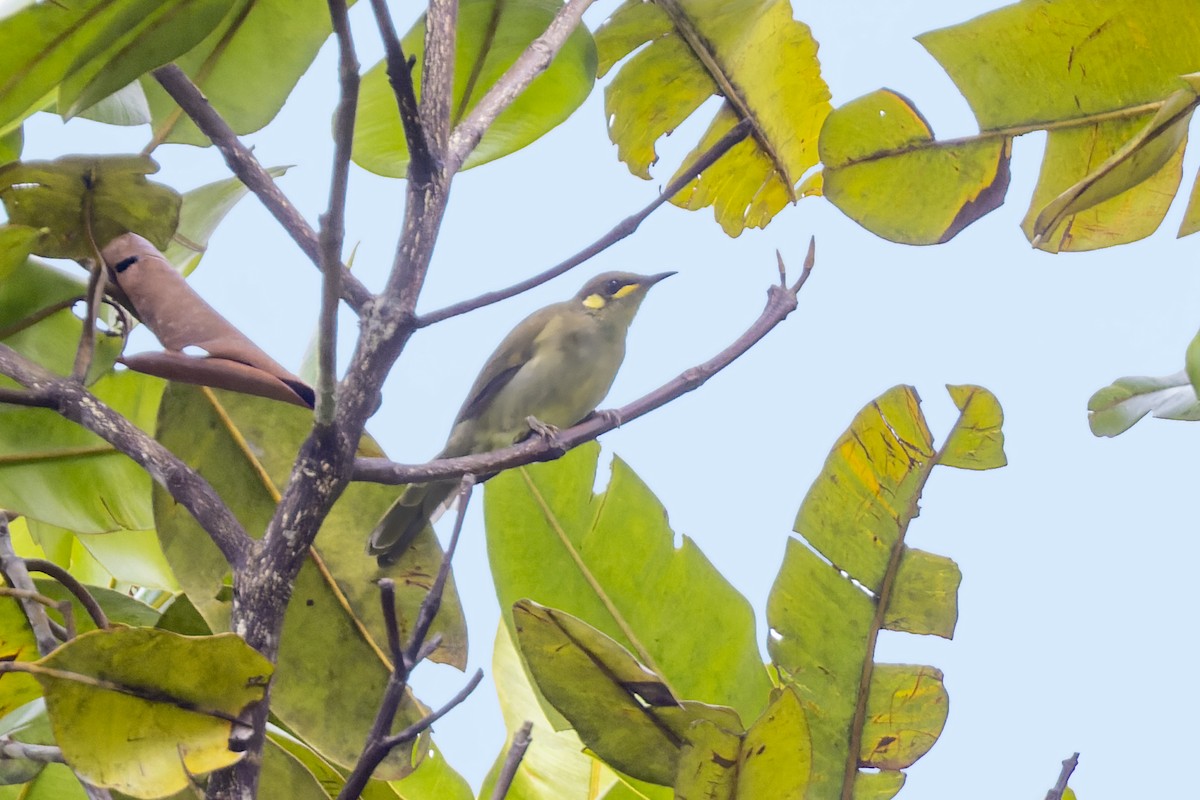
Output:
606,278,622,294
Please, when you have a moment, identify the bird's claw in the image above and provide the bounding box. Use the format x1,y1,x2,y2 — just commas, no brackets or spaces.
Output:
526,415,560,440
596,408,622,428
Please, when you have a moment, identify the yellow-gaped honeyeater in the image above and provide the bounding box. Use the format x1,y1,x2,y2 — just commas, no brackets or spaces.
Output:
368,270,674,564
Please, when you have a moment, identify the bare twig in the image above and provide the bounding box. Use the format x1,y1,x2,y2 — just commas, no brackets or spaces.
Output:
337,476,476,799
71,202,108,382
353,248,816,486
367,0,435,183
25,558,110,630
0,587,72,641
0,513,58,655
489,721,533,800
0,387,56,408
447,0,596,173
1044,753,1080,800
0,737,66,764
317,0,361,424
0,345,251,567
418,118,753,327
150,65,372,315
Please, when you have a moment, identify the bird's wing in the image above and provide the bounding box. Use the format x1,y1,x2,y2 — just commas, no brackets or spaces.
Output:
453,304,559,423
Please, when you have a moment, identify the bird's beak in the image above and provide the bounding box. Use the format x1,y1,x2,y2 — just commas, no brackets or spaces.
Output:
646,271,677,286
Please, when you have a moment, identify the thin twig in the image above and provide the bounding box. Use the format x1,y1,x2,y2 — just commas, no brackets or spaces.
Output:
0,387,56,408
381,668,483,747
0,737,66,764
489,721,533,800
25,558,110,630
71,201,108,382
149,65,372,315
0,297,80,340
337,476,477,799
367,0,435,184
418,118,753,327
1044,753,1080,800
447,0,596,173
317,0,360,424
0,345,251,568
0,587,73,641
353,248,816,486
0,513,58,655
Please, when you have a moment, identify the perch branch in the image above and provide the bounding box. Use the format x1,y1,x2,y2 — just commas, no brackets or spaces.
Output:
419,117,753,326
150,64,372,314
489,721,534,800
354,244,816,485
1044,753,1080,800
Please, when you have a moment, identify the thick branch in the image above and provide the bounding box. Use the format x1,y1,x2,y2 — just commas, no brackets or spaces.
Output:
354,253,815,485
367,0,436,183
0,345,251,567
422,0,458,159
446,0,595,173
150,64,372,315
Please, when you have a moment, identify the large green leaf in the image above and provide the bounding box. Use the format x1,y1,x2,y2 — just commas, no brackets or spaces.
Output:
142,0,342,146
0,156,180,259
153,384,466,776
0,0,233,136
826,0,1200,248
596,0,830,236
485,441,772,724
353,0,596,177
767,385,1005,799
33,628,271,798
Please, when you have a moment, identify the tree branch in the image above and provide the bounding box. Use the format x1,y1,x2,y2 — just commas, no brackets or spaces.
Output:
354,244,816,485
1044,753,1080,800
150,64,372,315
24,558,110,630
0,737,66,764
316,0,360,424
422,0,458,160
0,514,59,655
419,118,753,326
337,477,476,799
0,345,251,567
446,0,595,174
489,721,533,800
367,0,436,184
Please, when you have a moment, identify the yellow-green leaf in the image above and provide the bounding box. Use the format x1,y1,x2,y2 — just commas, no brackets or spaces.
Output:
735,688,810,800
1088,370,1200,437
859,665,947,770
941,384,1006,470
820,90,1010,245
882,549,959,639
36,628,271,798
596,0,831,236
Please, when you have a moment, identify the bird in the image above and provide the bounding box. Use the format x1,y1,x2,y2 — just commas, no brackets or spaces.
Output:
368,270,675,564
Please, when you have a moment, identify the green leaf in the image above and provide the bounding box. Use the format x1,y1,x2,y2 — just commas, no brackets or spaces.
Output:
0,156,180,258
0,128,21,166
512,600,744,787
142,0,343,146
1087,370,1200,437
153,384,466,775
164,167,290,276
485,442,771,724
0,365,162,533
596,0,830,236
353,0,596,177
819,90,1011,245
33,578,161,631
0,224,41,282
767,385,1005,798
0,0,233,135
0,581,43,718
258,733,345,800
734,688,810,800
74,80,151,126
33,629,270,797
5,763,90,799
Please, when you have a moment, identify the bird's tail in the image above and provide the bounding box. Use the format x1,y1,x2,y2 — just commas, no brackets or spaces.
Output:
367,479,458,565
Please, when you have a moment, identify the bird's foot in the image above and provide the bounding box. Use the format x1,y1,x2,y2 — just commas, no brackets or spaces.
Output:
526,415,560,440
580,408,623,428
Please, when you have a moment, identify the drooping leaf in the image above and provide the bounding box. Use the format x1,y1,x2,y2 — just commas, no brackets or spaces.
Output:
1087,370,1200,437
0,156,180,259
485,442,771,724
31,628,271,798
153,384,467,776
819,89,1011,245
596,0,831,236
0,225,41,282
0,0,233,136
767,385,1005,798
74,81,152,127
0,128,21,165
142,0,345,147
353,0,596,177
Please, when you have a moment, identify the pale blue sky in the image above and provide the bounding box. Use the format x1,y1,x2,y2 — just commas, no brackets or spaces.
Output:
24,2,1200,797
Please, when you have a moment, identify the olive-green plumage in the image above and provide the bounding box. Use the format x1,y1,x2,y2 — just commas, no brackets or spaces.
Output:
368,270,674,564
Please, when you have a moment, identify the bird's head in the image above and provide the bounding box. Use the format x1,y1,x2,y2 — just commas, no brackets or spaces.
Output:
574,271,675,324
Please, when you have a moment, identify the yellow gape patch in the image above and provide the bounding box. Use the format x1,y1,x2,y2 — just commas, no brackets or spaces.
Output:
613,282,640,299
582,293,607,309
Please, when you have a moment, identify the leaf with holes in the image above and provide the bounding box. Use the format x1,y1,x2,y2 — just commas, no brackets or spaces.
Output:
596,0,830,236
767,384,1005,798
